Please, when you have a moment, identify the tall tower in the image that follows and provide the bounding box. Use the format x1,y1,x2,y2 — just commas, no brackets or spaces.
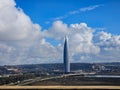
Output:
63,36,70,73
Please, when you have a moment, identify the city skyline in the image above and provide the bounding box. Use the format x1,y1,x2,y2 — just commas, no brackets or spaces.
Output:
0,0,120,65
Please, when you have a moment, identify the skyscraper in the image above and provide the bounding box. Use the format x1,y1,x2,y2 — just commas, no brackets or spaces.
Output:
63,36,70,73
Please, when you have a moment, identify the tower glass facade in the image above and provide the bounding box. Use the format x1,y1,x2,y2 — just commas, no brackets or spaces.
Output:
63,36,70,73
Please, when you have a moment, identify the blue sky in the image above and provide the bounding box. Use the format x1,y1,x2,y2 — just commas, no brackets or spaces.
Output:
0,0,120,65
15,0,120,34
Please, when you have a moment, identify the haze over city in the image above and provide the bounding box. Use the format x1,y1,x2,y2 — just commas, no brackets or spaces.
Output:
0,0,120,65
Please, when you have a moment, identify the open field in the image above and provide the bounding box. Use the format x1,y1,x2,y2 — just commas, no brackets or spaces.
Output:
27,75,120,86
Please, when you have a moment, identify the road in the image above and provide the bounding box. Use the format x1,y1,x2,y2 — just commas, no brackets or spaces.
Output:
16,72,95,86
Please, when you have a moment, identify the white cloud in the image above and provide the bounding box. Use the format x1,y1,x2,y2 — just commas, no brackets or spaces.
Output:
52,4,103,21
80,4,102,12
0,0,55,65
94,31,112,42
52,15,68,21
69,23,100,54
43,21,69,40
0,43,15,53
29,38,60,58
44,21,120,63
94,31,120,47
0,0,120,65
0,0,41,41
94,27,106,31
0,0,15,9
44,21,100,56
69,4,103,15
92,31,120,62
53,4,103,21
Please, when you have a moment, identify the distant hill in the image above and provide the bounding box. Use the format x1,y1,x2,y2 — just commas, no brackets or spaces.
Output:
0,62,120,75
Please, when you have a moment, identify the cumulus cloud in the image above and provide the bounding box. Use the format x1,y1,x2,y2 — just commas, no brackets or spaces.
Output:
45,21,100,53
69,23,100,54
0,0,41,41
44,21,120,63
94,31,120,47
44,21,100,63
92,31,120,62
0,0,120,65
43,21,69,40
0,0,56,65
